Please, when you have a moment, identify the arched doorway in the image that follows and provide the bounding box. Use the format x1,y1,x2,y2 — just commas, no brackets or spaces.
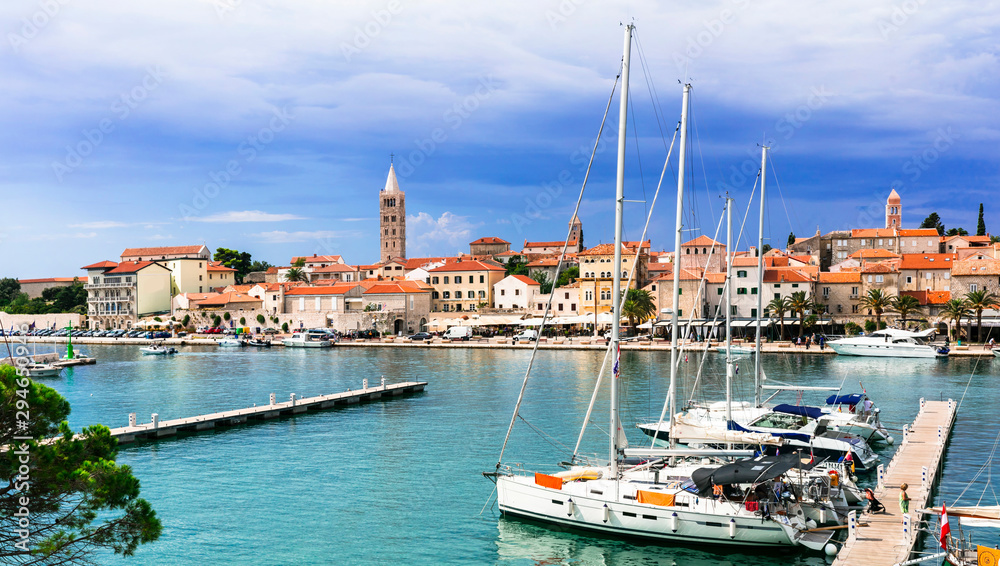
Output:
419,318,427,331
394,319,404,335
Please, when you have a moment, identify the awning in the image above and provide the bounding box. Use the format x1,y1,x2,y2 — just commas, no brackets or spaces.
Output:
731,320,773,328
691,454,813,496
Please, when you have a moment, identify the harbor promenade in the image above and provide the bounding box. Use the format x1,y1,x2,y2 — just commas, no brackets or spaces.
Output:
832,399,957,566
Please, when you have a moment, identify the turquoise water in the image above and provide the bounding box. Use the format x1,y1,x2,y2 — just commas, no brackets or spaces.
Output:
23,344,1000,565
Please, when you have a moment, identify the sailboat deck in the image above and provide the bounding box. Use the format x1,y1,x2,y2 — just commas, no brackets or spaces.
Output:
832,399,956,566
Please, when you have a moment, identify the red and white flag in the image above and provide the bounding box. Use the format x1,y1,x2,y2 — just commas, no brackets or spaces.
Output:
940,503,950,550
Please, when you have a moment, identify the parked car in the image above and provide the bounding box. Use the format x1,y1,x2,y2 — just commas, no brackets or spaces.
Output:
262,327,278,335
443,326,473,341
513,329,538,343
408,332,432,341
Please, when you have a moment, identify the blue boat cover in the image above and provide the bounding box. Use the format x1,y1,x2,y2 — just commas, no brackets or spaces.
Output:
773,404,824,419
826,393,864,406
727,420,812,444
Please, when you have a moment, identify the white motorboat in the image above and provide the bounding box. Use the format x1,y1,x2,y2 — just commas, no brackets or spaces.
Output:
140,345,178,355
282,330,332,348
489,30,836,553
218,338,244,347
21,363,63,378
828,328,948,358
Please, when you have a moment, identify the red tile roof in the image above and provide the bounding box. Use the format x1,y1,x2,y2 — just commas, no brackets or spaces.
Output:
428,260,505,273
901,290,951,305
850,229,896,238
523,240,576,249
898,253,956,270
848,249,899,260
763,269,813,283
819,272,862,283
362,282,431,295
121,245,207,257
681,235,723,247
104,261,163,274
508,274,540,286
470,236,510,245
732,257,760,267
207,261,237,272
81,260,118,269
285,284,360,296
861,262,897,273
898,229,940,236
291,254,344,264
951,257,1000,276
195,292,262,307
313,264,358,273
19,277,78,284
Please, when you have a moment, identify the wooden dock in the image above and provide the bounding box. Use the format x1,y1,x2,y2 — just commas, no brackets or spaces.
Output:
110,380,426,444
833,399,957,566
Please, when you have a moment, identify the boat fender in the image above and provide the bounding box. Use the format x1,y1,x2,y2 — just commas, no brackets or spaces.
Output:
728,518,736,538
887,435,895,445
602,504,610,523
824,542,838,556
566,498,574,517
670,512,678,532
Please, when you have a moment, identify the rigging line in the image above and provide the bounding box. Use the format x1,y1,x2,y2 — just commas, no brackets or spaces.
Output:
628,93,649,218
684,95,699,237
767,157,797,237
632,30,671,152
496,70,620,470
518,414,576,455
575,119,681,458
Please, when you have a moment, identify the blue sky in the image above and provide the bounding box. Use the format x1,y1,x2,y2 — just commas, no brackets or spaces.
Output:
1,0,998,278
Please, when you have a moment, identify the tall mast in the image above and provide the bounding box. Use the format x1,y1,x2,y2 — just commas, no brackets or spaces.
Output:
725,197,733,428
668,83,691,449
610,23,632,477
754,145,768,406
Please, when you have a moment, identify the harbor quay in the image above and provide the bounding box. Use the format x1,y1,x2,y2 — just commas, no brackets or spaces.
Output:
15,334,997,356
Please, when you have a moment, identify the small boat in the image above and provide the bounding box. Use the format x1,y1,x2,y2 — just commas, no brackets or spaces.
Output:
246,338,272,347
828,328,948,358
21,363,63,378
218,338,244,347
993,348,1000,358
282,330,332,348
140,345,178,355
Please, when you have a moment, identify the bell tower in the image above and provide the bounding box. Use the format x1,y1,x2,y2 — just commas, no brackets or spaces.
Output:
886,188,901,229
380,162,406,262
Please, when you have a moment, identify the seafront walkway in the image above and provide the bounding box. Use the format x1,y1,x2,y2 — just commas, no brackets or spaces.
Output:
18,335,996,356
832,399,957,566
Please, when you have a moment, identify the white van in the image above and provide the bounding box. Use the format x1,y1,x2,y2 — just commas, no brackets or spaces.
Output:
443,326,473,341
513,329,538,343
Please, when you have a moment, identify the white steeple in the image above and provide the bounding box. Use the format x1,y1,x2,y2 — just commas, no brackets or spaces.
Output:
383,164,400,194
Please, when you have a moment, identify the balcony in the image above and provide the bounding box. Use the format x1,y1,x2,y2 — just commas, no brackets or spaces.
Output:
85,282,135,289
88,297,133,303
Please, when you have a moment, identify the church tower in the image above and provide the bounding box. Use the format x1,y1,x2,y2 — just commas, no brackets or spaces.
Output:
886,188,901,229
380,163,406,262
568,214,584,253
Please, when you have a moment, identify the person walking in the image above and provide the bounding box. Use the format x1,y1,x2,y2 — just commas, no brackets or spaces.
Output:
899,483,910,522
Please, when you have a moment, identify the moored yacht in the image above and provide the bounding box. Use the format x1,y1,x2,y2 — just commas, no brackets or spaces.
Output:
828,328,948,358
282,330,332,348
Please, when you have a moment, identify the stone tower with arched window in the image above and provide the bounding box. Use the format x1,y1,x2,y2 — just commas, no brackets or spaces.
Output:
380,163,406,262
886,188,901,229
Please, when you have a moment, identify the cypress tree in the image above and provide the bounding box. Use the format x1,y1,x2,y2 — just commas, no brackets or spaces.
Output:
977,203,986,236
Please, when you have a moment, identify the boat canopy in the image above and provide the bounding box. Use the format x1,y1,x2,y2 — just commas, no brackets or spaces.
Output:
727,420,811,443
826,393,865,406
772,404,824,419
691,454,810,496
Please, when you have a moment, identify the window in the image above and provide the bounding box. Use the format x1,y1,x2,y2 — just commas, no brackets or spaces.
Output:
444,276,449,284
500,289,505,296
823,287,830,297
751,288,758,295
199,275,203,281
851,286,859,295
432,277,439,284
315,297,321,311
773,293,780,300
515,289,520,296
678,288,682,295
717,288,723,295
686,249,691,255
455,291,463,298
443,291,450,299
455,276,462,284
478,291,485,298
703,248,708,254
774,284,781,288
537,303,543,310
694,248,699,255
751,308,757,317
876,275,884,283
571,303,576,311
730,305,737,316
792,283,799,288
479,275,484,283
868,275,873,283
299,297,305,311
558,303,564,311
737,270,747,278
970,283,979,293
852,304,859,313
564,292,570,299
432,292,439,299
925,273,933,280
944,273,950,280
677,309,683,317
737,288,747,295
906,276,913,284
585,291,593,301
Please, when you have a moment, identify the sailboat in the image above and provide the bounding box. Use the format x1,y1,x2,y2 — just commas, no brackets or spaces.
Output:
487,25,835,552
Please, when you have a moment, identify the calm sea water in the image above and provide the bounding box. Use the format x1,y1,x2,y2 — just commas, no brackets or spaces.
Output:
18,343,1000,565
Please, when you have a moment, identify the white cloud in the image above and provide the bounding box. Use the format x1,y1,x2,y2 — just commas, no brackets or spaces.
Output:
189,210,306,223
407,211,482,255
69,220,130,229
254,230,351,244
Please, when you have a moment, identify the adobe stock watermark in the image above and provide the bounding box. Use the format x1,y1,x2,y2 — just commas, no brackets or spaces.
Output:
340,1,403,62
51,66,167,182
877,0,930,40
391,75,499,179
855,126,958,227
179,107,295,219
7,323,35,552
716,85,833,194
545,0,587,29
510,134,610,233
7,0,71,53
672,0,752,74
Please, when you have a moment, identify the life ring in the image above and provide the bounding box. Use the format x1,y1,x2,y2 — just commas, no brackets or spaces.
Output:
828,470,840,487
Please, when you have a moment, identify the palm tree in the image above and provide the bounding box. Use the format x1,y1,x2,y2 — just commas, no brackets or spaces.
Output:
766,296,791,341
964,289,1000,342
284,267,308,283
788,291,815,338
857,288,894,330
891,294,923,326
941,298,971,342
622,288,656,336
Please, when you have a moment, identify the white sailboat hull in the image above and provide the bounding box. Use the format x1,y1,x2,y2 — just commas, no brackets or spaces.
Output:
496,475,829,550
829,342,944,358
